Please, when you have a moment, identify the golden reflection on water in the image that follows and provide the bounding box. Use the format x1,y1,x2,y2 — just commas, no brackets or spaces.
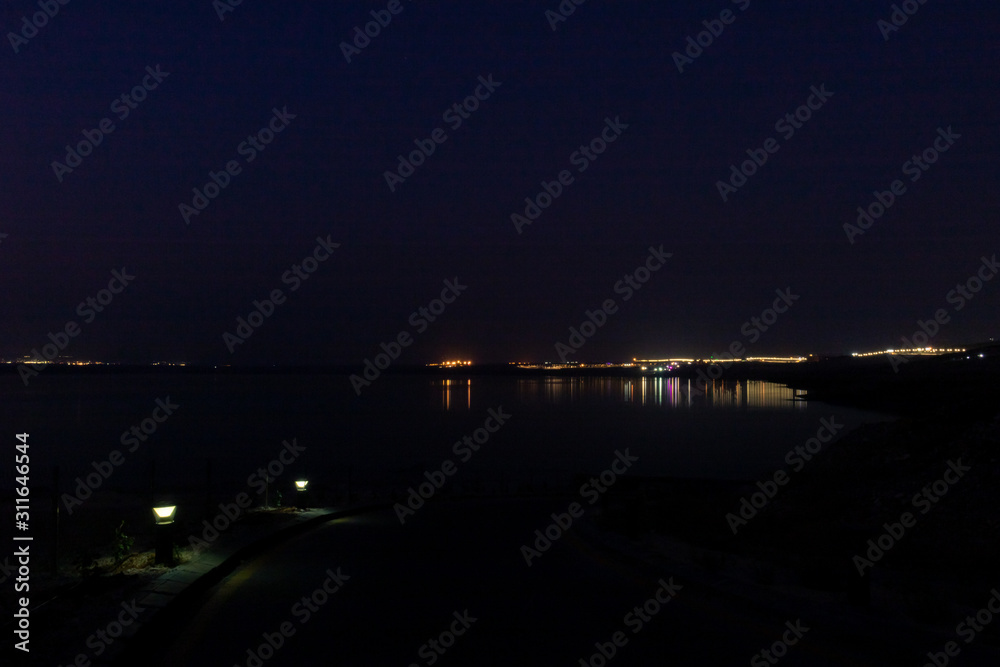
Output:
436,378,473,410
431,376,806,411
515,376,806,410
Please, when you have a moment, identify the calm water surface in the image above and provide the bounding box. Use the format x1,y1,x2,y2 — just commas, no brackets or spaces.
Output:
2,373,892,495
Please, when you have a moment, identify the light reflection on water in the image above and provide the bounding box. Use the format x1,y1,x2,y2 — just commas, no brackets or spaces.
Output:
431,376,806,411
435,377,473,411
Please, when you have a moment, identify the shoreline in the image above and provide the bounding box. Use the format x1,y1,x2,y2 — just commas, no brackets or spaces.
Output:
591,404,1000,620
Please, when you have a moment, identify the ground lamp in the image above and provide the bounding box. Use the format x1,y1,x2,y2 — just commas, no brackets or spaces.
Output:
295,480,309,508
153,505,176,565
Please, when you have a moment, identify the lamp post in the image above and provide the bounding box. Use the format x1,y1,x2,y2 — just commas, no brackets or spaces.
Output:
295,480,309,509
152,505,176,565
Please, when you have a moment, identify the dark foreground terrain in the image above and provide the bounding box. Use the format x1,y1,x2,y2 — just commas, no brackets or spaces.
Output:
5,351,998,664
597,351,1000,638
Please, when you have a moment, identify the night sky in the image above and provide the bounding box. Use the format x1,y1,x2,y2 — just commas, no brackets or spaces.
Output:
2,0,998,366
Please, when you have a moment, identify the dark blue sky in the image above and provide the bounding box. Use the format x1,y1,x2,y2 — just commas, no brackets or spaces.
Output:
2,0,998,365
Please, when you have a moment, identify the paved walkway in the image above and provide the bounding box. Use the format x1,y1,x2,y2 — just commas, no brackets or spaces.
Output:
90,504,382,666
46,496,1000,666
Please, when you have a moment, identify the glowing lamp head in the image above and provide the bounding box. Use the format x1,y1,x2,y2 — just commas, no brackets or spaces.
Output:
295,480,309,490
153,505,177,524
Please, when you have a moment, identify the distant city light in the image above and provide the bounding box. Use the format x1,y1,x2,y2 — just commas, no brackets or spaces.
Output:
851,347,965,358
636,356,806,365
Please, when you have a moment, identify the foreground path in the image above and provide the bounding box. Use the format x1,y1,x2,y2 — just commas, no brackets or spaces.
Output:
128,498,935,666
